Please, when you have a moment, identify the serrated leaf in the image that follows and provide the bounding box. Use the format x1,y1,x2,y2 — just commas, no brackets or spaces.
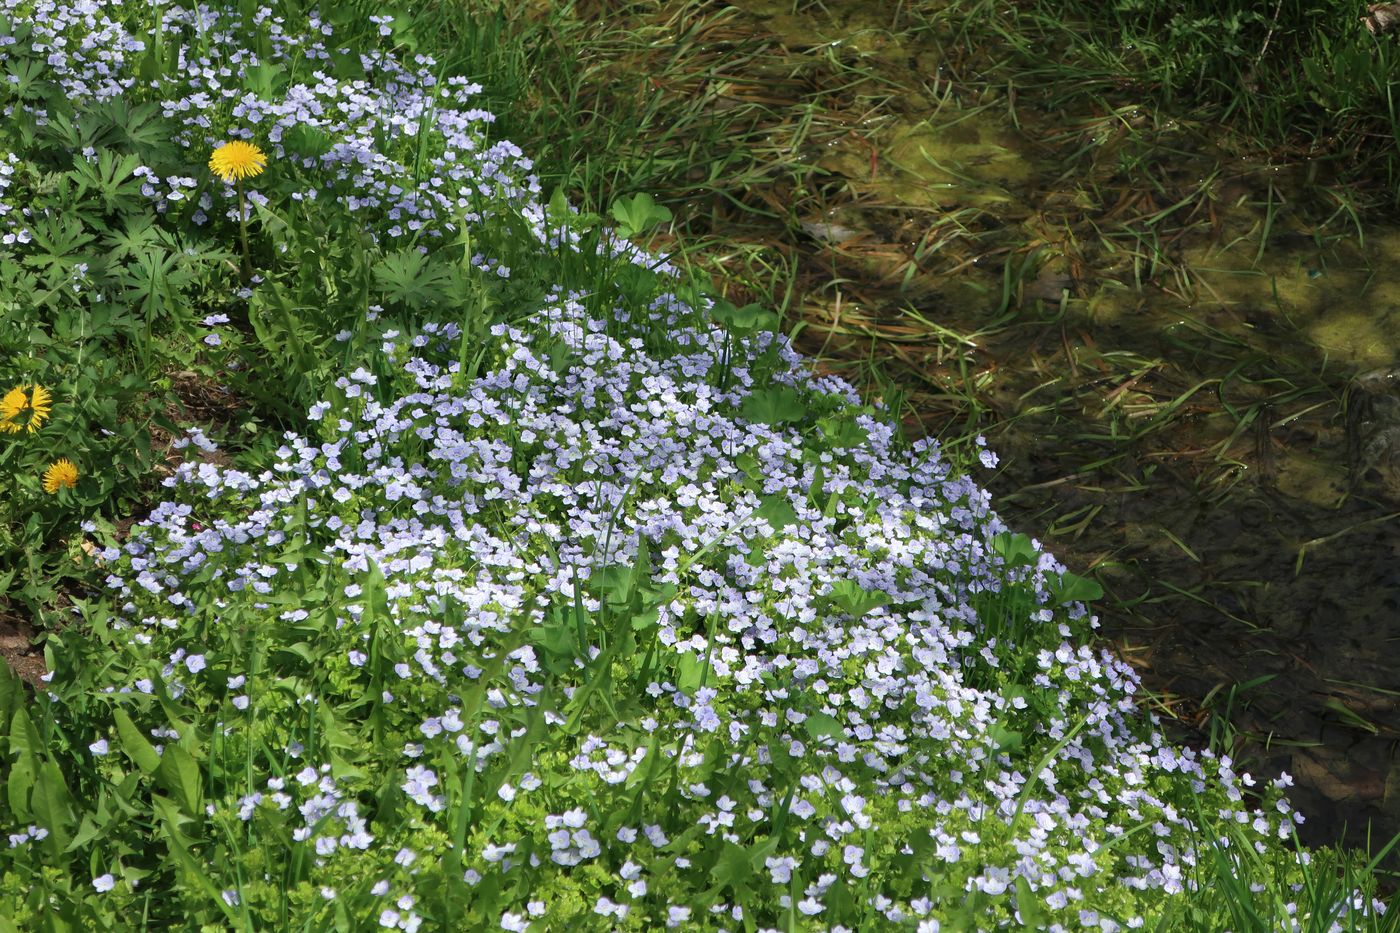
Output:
9,706,41,759
630,605,663,630
0,663,21,737
624,734,660,791
373,248,455,309
591,564,635,608
329,751,368,783
66,814,105,853
613,263,658,304
816,415,868,448
740,387,806,425
153,795,238,922
244,62,285,99
546,186,571,225
825,579,888,618
530,624,576,669
363,559,390,624
330,49,365,80
274,641,317,666
282,124,333,159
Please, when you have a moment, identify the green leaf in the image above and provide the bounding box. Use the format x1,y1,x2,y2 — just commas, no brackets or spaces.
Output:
66,814,106,852
273,641,318,666
988,722,1024,754
155,745,202,817
754,495,798,533
591,564,635,609
373,248,456,309
1015,875,1049,927
329,48,365,80
802,712,844,742
1051,570,1102,605
630,605,664,630
709,298,777,336
949,890,985,930
243,62,286,99
711,841,754,893
282,124,333,159
528,624,577,673
675,651,705,695
610,192,672,239
364,559,391,624
989,531,1038,568
0,663,22,736
107,100,172,153
816,415,868,448
31,760,74,850
545,186,572,226
9,706,41,760
825,580,888,618
740,387,806,425
6,752,35,822
613,263,658,305
68,149,144,213
153,795,238,923
113,708,161,774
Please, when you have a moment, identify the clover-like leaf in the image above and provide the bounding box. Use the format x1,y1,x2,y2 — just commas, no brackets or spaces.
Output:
610,192,672,239
709,297,777,336
740,386,806,425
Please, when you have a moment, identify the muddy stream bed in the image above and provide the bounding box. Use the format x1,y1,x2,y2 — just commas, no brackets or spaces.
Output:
565,0,1400,868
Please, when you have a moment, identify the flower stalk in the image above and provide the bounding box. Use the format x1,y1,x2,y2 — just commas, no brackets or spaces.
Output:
208,140,268,286
237,177,252,284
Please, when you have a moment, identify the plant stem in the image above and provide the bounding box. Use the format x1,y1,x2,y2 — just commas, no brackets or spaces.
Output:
237,177,252,285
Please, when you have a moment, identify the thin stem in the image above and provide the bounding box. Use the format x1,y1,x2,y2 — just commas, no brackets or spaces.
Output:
237,177,252,285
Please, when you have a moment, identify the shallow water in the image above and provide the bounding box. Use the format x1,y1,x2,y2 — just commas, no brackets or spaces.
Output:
670,0,1400,864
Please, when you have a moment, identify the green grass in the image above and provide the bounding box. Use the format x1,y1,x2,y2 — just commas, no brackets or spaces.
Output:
916,0,1400,205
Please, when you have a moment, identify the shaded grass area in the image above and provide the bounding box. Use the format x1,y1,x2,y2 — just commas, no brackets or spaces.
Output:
926,0,1400,205
424,0,1400,900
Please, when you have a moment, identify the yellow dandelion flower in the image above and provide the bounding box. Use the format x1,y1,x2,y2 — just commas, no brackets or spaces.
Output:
0,385,25,420
0,384,52,434
42,458,78,494
28,384,51,422
0,386,24,433
208,140,268,183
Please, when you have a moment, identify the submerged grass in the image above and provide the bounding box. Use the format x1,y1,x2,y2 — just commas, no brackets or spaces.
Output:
919,0,1400,205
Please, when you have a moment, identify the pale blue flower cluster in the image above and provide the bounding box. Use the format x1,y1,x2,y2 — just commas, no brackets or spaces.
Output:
91,294,1366,927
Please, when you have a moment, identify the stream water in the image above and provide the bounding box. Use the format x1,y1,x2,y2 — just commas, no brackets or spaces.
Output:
657,0,1400,866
